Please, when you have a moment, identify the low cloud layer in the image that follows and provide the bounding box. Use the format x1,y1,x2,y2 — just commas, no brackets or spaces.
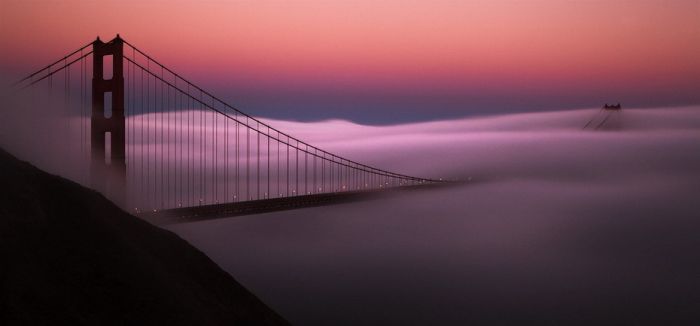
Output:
263,106,700,184
168,106,700,325
3,88,699,324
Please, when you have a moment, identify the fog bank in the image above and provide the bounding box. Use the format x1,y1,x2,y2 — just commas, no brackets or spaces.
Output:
170,106,700,325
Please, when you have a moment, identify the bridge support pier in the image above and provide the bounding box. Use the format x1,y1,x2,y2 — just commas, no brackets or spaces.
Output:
91,36,126,206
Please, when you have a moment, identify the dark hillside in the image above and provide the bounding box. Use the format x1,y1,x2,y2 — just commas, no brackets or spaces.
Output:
0,148,289,325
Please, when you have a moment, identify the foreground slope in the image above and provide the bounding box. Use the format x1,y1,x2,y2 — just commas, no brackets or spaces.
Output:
0,149,289,325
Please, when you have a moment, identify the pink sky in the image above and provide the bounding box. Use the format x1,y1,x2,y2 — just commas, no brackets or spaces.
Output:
1,0,699,121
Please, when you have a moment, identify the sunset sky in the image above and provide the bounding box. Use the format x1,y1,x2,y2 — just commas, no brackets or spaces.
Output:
1,0,699,123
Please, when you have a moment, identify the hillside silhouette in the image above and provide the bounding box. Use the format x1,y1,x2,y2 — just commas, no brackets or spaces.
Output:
0,148,289,325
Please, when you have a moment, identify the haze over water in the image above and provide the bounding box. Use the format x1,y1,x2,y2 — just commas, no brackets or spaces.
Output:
170,107,700,325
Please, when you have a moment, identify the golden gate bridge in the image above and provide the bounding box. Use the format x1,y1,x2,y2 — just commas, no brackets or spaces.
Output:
10,35,444,223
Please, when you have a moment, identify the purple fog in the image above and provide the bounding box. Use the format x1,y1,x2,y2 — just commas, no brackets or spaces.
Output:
166,106,700,325
2,84,699,324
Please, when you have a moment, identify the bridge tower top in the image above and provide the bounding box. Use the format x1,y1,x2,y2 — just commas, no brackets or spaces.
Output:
91,35,126,206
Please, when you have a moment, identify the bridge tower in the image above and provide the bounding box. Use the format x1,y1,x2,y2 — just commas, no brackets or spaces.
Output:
91,35,126,206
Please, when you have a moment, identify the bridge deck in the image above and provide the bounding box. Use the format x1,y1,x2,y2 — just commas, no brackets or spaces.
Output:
139,183,454,225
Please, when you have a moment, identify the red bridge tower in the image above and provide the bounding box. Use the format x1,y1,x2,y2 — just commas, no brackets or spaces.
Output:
91,35,126,205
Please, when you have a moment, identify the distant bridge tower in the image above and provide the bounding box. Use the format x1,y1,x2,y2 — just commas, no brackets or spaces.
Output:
91,35,125,205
